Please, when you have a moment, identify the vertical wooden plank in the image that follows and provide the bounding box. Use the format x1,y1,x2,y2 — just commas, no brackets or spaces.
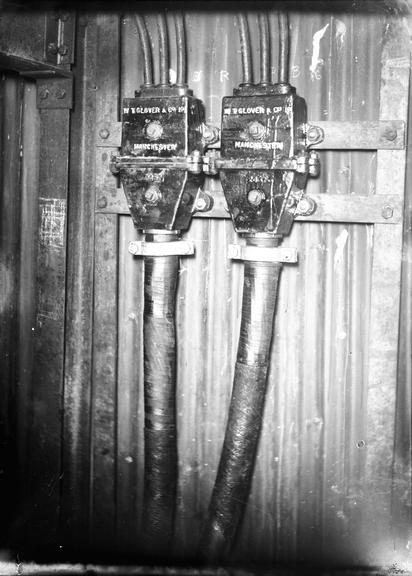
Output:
90,13,120,554
61,14,97,553
0,74,23,543
26,101,70,553
364,16,409,566
17,80,40,517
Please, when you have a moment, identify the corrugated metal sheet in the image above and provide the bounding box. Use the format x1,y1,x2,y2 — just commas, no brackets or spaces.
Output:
1,5,410,569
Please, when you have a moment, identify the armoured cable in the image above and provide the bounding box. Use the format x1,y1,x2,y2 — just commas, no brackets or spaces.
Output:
199,238,282,561
278,12,290,84
157,13,170,85
134,14,154,86
143,233,179,555
258,13,271,85
237,13,253,85
174,13,187,86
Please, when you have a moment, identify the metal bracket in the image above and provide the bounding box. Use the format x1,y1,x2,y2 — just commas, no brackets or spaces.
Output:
228,244,298,263
36,77,73,109
128,240,195,257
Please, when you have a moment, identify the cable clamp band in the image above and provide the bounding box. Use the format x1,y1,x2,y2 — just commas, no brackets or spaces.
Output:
228,244,297,263
128,240,195,257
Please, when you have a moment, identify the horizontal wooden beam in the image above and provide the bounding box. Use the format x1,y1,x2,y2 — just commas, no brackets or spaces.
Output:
96,186,402,225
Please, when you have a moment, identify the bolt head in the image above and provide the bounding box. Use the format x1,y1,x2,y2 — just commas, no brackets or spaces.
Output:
39,89,49,100
47,42,58,55
145,120,163,141
144,185,161,205
296,196,316,216
55,88,66,99
383,127,397,142
58,44,69,56
248,121,266,141
97,197,108,209
382,205,393,219
99,128,110,140
247,189,265,207
306,125,324,144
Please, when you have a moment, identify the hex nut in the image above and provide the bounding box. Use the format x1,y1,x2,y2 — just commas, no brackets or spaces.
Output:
99,128,110,140
383,127,397,142
97,197,108,209
382,205,393,220
306,125,324,144
55,88,66,99
296,196,317,216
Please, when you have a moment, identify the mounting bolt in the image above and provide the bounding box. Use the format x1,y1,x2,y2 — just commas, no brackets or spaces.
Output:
248,121,266,141
58,44,69,56
194,193,213,212
382,205,393,219
97,197,108,209
55,88,66,99
144,185,161,205
99,128,110,140
247,189,265,207
296,196,317,216
383,126,397,142
39,88,49,100
306,125,324,145
47,42,58,55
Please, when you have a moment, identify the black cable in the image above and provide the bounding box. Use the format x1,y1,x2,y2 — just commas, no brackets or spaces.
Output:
134,14,154,86
174,13,187,86
278,12,290,84
258,13,270,85
143,237,179,555
157,13,170,86
199,239,282,561
237,14,252,85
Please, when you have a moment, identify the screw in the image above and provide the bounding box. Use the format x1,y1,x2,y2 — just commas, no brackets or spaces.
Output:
382,205,393,219
39,88,49,100
247,189,265,207
55,88,66,99
99,128,110,140
47,42,58,55
97,197,107,209
58,45,69,56
383,127,397,142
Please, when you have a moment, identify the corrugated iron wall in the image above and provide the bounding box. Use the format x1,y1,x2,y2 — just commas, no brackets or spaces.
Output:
1,5,411,570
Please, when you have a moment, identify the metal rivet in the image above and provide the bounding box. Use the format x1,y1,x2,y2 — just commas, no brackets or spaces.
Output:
99,128,110,140
55,88,66,99
39,89,49,100
383,127,397,142
58,45,69,56
47,42,58,55
97,197,108,209
382,205,393,220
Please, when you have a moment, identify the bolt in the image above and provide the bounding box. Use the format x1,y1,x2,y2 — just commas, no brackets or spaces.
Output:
306,125,324,144
383,127,397,142
58,44,69,56
144,185,161,205
39,88,49,100
382,205,393,219
97,197,107,209
55,88,66,99
47,42,58,55
296,196,317,216
129,241,139,256
248,121,266,141
99,128,110,140
195,193,213,212
247,189,265,207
